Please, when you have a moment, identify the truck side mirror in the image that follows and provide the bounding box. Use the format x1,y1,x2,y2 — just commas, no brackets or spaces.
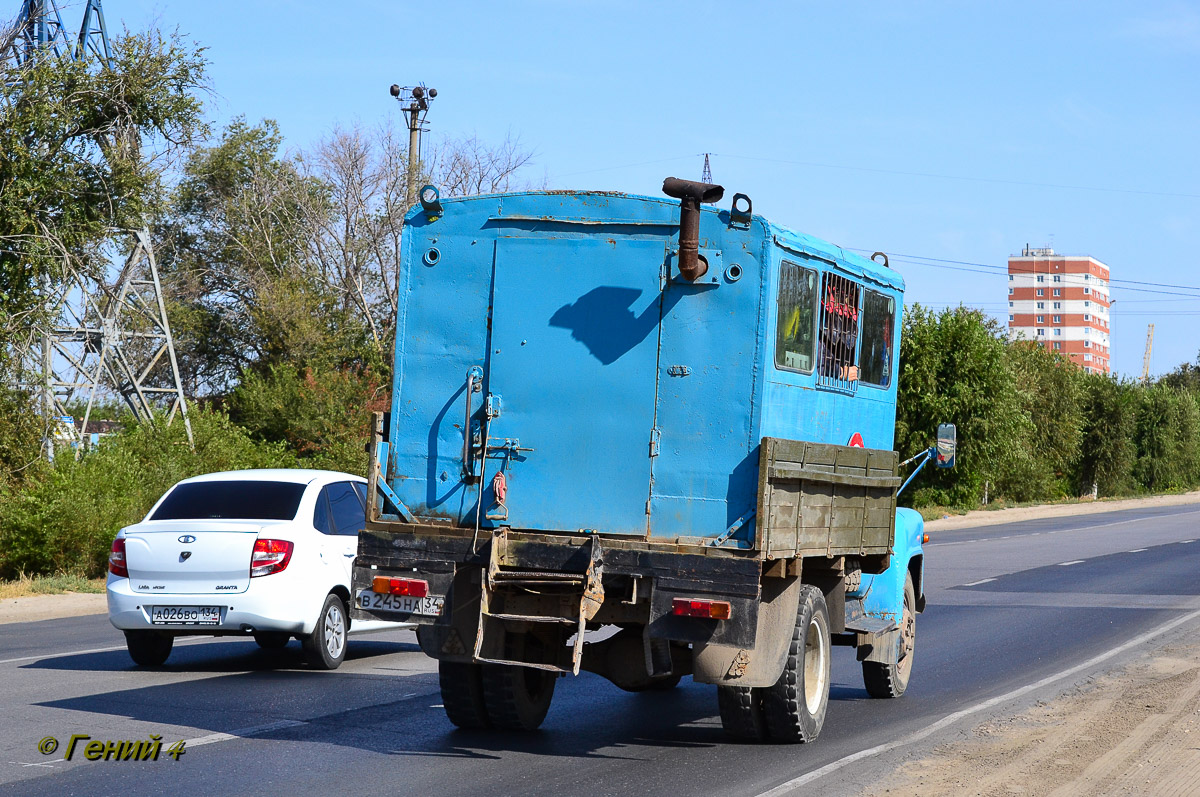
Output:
936,423,956,468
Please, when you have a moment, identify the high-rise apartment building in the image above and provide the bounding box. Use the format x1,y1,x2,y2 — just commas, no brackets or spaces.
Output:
1007,246,1111,374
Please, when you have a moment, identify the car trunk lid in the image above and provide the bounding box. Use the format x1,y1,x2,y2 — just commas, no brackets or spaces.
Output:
122,520,274,595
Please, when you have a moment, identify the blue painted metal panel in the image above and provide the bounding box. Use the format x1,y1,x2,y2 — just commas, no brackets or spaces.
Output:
855,507,925,625
649,222,764,543
485,236,666,533
388,200,496,522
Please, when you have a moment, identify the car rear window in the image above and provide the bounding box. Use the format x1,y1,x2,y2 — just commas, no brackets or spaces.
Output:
150,481,307,521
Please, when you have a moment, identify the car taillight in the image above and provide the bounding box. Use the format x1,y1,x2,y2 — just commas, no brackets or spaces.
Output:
672,598,732,620
372,576,429,597
250,539,293,578
108,537,128,578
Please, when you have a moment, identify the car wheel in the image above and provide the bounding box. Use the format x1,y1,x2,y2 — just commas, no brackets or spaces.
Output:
254,632,291,650
302,593,348,670
125,630,174,667
863,573,916,698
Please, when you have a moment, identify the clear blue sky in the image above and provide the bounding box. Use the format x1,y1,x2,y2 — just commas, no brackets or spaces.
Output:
111,0,1200,378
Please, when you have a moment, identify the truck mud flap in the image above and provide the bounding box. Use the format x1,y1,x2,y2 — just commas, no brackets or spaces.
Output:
691,574,803,688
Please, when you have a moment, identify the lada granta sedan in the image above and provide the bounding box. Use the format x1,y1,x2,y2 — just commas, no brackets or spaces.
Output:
107,469,407,669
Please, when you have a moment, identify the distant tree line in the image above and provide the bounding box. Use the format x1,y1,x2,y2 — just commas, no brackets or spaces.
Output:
896,305,1200,509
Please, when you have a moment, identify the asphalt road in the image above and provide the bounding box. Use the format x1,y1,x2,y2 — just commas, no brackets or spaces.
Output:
4,503,1200,797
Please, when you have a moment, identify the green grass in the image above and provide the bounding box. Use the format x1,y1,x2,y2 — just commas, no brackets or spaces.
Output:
0,573,106,599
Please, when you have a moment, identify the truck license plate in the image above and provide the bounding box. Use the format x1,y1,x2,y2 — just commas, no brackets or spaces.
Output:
151,606,221,625
357,589,444,616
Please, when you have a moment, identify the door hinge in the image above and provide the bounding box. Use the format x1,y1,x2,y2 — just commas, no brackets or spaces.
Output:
649,427,661,458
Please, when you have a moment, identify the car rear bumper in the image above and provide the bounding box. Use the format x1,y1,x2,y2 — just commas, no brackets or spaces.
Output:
106,574,315,635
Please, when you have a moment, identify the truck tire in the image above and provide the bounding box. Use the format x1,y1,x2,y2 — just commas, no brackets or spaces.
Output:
125,630,173,666
481,662,556,730
762,584,831,743
439,661,491,729
863,573,916,699
717,685,767,740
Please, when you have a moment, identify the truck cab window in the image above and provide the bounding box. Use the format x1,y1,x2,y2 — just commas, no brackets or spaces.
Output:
774,260,818,373
818,273,861,384
859,290,895,387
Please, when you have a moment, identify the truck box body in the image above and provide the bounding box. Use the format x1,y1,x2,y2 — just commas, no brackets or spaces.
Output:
386,190,903,549
354,185,925,728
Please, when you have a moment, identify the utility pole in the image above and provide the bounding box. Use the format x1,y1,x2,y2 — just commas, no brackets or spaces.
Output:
1142,323,1154,384
701,153,712,184
389,83,437,210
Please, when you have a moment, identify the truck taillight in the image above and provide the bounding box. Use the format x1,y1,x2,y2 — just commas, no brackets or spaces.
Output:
251,539,293,577
672,598,732,620
372,576,429,597
108,537,128,578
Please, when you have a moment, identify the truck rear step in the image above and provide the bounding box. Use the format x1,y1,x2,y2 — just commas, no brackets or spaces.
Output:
475,532,604,675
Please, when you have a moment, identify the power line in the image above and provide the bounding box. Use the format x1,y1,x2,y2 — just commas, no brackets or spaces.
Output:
845,248,1200,300
713,153,1200,201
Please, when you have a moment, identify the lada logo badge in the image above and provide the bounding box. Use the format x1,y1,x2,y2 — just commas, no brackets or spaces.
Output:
178,535,196,544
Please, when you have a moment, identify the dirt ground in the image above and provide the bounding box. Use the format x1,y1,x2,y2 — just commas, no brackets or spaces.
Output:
0,592,106,625
866,629,1200,797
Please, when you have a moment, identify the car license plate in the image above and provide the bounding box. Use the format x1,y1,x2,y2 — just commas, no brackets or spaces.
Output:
150,606,221,625
357,589,444,617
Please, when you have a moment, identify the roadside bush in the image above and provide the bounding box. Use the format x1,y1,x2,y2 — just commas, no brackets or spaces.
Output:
0,408,297,579
1133,386,1200,492
994,341,1082,502
226,362,388,474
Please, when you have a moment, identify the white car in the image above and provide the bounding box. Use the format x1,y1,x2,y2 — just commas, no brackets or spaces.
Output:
107,469,405,669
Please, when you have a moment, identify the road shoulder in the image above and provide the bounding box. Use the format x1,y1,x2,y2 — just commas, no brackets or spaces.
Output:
865,623,1200,797
0,593,107,625
924,490,1200,533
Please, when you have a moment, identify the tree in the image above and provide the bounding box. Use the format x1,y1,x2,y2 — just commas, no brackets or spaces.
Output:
1074,375,1137,496
0,29,208,372
158,118,358,393
895,305,1028,508
998,341,1082,501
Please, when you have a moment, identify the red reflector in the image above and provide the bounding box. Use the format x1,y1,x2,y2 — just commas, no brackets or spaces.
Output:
672,598,732,620
372,576,429,598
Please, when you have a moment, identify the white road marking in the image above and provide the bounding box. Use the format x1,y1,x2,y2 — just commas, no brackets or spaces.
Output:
755,608,1200,797
1126,548,1147,553
963,578,996,587
185,719,307,748
1182,540,1196,544
1058,560,1085,566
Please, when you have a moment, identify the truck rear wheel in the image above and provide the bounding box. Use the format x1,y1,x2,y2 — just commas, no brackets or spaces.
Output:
439,661,491,729
717,685,767,740
762,584,831,743
481,662,556,730
478,632,557,730
863,573,916,698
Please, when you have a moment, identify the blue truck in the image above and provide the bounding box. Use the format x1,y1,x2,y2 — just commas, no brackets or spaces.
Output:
351,178,950,740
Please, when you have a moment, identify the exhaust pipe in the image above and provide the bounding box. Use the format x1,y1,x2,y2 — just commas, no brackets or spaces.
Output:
662,177,724,280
